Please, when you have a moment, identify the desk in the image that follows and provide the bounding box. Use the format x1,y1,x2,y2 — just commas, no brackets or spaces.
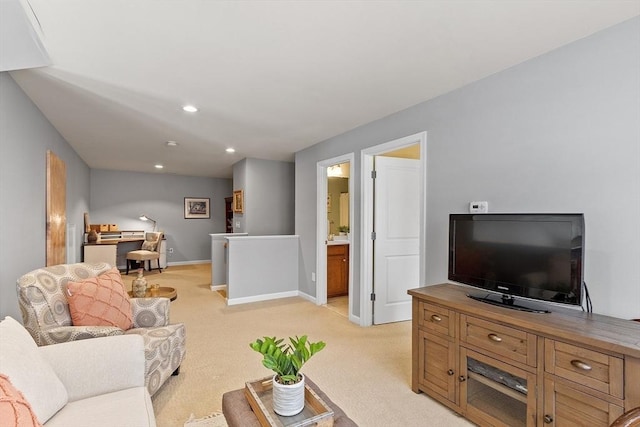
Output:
83,235,166,270
83,242,120,267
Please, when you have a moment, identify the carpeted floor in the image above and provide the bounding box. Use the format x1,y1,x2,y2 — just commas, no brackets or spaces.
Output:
326,296,349,318
143,263,471,427
183,412,227,427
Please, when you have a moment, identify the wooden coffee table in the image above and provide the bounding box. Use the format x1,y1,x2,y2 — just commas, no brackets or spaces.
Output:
222,376,356,427
128,286,177,301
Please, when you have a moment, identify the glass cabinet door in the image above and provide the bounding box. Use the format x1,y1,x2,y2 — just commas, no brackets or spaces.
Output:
460,348,537,427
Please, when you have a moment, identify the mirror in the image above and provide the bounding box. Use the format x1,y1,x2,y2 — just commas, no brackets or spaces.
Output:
327,162,350,239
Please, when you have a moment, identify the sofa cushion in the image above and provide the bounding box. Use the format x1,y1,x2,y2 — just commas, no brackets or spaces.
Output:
43,386,156,427
0,317,68,424
0,373,42,427
141,240,157,251
66,267,133,330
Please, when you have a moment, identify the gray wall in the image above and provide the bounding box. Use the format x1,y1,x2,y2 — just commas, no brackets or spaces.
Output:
295,17,640,319
90,169,232,263
0,72,91,321
233,158,295,235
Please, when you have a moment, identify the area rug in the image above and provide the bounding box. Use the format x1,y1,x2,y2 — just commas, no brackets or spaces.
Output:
184,412,228,427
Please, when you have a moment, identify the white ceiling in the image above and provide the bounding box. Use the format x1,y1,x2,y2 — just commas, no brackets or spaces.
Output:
9,1,640,178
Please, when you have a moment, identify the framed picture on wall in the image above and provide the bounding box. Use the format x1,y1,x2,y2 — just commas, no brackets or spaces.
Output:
233,190,244,213
184,197,210,219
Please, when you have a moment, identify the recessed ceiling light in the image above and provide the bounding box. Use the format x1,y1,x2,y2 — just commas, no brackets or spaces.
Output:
155,164,164,169
166,141,179,147
182,105,198,113
225,147,236,153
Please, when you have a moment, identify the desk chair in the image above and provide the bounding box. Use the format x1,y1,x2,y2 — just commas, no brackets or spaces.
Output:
126,232,163,274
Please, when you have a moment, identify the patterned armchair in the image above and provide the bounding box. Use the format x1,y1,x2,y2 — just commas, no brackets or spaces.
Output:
16,262,186,396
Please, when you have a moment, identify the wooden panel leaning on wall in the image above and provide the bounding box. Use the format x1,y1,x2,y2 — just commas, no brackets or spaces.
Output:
46,150,66,266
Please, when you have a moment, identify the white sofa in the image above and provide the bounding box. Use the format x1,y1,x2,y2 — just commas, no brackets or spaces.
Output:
0,316,156,426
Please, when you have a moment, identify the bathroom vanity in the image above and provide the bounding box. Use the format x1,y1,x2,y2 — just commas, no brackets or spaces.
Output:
327,242,349,297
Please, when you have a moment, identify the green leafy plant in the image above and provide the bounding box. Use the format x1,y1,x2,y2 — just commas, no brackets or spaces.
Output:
338,225,349,233
250,335,326,385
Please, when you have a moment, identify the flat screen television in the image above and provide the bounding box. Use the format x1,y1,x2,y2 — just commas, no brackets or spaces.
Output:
448,213,584,313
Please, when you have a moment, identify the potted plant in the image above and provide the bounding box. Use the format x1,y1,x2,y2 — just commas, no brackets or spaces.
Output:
337,225,349,235
250,335,326,416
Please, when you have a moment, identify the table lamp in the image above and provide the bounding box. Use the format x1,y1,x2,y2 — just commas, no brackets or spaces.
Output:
139,215,157,231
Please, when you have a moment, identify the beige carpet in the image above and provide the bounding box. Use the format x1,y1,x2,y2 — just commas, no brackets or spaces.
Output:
143,264,472,427
326,296,349,318
183,412,227,427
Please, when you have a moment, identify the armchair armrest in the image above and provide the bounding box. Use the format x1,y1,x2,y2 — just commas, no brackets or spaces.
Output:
130,297,170,327
38,334,146,402
35,325,123,346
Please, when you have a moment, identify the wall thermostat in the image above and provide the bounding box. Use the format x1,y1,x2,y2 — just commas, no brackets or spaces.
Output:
469,201,489,213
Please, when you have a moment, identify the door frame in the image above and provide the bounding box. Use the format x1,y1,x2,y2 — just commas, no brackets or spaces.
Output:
316,153,355,319
360,132,427,326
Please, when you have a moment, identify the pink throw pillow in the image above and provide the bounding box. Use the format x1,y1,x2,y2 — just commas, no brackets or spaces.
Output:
0,373,42,427
66,267,133,330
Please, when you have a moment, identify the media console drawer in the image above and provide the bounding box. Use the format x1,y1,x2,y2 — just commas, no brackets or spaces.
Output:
418,302,455,338
545,339,624,399
461,315,537,367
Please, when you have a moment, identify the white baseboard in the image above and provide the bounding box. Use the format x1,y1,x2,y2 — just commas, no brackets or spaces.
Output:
167,260,210,266
210,284,226,291
297,291,316,304
226,290,300,306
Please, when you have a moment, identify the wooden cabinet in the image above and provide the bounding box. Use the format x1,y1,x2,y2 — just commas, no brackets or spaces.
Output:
409,284,640,427
418,329,457,404
544,338,626,425
327,244,349,297
461,347,538,427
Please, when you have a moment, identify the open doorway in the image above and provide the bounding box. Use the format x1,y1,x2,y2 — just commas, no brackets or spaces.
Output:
316,154,355,322
360,132,427,326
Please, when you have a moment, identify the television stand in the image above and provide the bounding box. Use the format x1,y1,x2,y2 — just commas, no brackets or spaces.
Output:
467,292,550,313
409,283,640,427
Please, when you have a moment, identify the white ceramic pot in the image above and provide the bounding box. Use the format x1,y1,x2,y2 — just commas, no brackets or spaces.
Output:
272,373,305,416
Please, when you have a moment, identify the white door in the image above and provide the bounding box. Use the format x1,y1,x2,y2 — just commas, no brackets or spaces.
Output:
373,156,421,324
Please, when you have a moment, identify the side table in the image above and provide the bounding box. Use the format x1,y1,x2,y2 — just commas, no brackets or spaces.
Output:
222,376,357,427
128,286,177,301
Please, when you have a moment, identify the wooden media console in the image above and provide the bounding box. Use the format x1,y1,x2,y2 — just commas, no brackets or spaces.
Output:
409,284,640,427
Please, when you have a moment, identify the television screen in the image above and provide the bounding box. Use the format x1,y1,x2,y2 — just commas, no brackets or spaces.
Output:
449,214,584,309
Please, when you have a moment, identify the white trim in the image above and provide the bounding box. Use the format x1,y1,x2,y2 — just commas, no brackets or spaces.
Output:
316,153,355,323
226,290,300,306
226,234,298,240
210,284,226,291
360,132,427,326
166,260,210,266
349,312,360,324
297,291,316,304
